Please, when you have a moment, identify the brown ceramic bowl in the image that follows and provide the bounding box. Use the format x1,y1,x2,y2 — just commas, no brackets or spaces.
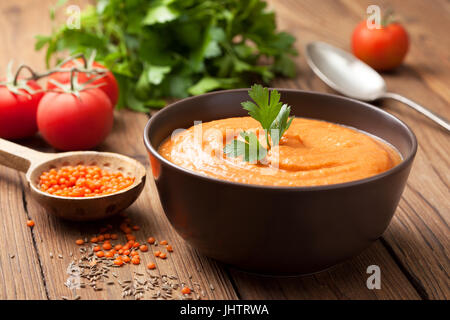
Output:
143,89,417,275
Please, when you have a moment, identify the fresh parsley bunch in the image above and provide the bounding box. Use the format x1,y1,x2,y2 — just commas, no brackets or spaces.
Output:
35,0,297,111
224,84,293,162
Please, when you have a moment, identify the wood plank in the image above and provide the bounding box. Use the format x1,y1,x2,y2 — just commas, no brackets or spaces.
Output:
247,0,449,299
229,241,420,300
0,167,48,299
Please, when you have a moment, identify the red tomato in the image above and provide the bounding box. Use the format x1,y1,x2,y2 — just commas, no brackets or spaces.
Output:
37,88,113,151
48,59,119,106
351,21,409,71
0,80,43,140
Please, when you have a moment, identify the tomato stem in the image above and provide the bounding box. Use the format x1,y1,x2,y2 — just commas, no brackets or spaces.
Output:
13,64,37,86
22,52,105,81
28,67,107,81
57,53,89,69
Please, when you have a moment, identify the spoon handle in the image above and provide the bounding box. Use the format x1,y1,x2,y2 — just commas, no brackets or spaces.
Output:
382,92,450,132
0,138,50,173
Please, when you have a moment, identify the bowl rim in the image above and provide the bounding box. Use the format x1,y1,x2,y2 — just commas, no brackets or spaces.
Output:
143,88,418,191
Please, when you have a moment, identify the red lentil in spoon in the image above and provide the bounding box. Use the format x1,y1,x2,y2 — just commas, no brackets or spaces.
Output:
39,165,135,197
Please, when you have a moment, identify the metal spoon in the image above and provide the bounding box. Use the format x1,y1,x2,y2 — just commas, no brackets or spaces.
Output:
0,138,146,221
305,41,450,131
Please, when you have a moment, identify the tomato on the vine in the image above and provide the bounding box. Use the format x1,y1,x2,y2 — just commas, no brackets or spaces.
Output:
48,58,119,107
351,20,409,71
37,86,113,151
0,76,43,140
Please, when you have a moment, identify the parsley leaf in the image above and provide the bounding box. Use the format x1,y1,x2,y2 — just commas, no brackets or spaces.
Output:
242,84,283,131
224,85,294,163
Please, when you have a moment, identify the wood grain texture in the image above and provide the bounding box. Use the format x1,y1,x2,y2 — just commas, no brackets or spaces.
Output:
0,0,448,300
230,241,420,300
0,167,48,299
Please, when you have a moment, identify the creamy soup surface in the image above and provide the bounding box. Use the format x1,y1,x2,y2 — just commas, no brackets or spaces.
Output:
158,117,401,187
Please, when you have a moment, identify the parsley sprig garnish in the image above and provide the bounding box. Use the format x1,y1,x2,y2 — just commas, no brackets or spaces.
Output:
224,84,294,162
36,1,298,111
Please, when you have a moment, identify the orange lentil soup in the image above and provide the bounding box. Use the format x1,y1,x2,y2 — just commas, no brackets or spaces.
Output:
39,165,135,197
158,117,401,187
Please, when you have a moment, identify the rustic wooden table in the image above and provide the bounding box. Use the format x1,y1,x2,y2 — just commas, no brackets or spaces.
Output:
0,0,448,300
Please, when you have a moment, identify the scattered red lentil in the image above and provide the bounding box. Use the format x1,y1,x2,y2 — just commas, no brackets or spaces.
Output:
66,216,196,300
159,253,167,259
26,220,35,227
38,165,135,197
181,287,191,294
114,259,124,266
124,227,132,234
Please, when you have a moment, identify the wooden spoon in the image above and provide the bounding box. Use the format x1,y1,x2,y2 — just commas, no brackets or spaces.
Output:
0,138,146,221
